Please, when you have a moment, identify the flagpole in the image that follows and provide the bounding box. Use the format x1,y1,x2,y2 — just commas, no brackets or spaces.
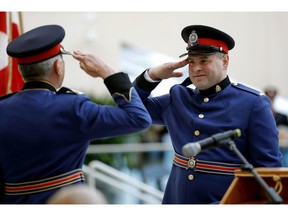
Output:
6,12,13,94
18,11,24,34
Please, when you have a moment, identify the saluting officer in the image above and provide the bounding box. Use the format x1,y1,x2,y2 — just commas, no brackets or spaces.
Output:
132,25,282,204
0,24,151,204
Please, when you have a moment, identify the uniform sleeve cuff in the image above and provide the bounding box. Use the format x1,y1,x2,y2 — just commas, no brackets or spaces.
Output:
135,69,161,91
104,72,133,101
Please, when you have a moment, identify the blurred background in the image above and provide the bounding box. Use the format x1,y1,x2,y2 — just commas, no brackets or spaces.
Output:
20,12,288,114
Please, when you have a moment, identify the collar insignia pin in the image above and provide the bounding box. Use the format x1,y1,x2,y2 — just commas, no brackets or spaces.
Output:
215,85,222,92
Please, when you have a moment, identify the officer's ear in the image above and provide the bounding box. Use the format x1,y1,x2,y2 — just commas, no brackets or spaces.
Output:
54,58,64,76
222,54,229,70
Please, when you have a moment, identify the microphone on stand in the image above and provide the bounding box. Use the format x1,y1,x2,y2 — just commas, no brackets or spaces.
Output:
182,129,241,157
181,128,283,204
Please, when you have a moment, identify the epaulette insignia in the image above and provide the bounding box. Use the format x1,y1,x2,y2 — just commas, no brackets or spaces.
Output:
232,82,262,96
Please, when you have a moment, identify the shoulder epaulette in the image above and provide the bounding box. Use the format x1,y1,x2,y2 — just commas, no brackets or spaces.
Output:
231,82,264,96
0,92,17,101
57,87,83,95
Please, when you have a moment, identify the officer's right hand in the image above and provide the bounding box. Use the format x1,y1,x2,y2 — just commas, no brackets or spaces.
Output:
147,58,189,81
73,51,115,79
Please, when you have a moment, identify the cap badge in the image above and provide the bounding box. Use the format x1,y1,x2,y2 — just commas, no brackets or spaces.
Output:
188,30,199,47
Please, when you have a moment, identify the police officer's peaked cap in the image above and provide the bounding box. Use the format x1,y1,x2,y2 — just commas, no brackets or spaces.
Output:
179,25,235,57
7,24,65,64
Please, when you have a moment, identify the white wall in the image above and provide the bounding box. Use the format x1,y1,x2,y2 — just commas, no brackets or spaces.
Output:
21,12,288,102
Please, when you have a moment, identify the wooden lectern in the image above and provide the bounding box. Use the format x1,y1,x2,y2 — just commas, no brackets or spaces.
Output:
221,167,288,204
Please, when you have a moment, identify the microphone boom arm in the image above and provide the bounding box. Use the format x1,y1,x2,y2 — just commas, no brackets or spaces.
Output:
226,139,283,204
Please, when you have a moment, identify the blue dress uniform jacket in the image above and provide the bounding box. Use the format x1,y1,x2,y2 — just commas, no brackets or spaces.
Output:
0,72,151,204
133,73,282,204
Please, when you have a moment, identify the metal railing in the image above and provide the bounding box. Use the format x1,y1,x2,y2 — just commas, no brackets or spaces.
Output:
86,142,173,154
83,161,164,204
83,142,173,204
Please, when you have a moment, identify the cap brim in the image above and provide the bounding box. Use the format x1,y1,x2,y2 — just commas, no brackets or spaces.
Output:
179,47,219,58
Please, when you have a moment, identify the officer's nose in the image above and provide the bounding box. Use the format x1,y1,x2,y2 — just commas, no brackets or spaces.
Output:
189,63,202,73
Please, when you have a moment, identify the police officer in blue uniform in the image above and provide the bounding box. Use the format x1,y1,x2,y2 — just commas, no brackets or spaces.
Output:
0,24,151,204
132,25,283,204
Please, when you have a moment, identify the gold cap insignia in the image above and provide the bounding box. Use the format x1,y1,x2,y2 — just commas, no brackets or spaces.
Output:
188,30,199,48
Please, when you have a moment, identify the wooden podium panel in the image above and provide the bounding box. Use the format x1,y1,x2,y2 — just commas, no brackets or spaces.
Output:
221,168,288,204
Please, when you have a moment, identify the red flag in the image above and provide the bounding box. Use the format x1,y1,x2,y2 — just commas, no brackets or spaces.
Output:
0,12,9,96
0,12,24,96
10,12,24,93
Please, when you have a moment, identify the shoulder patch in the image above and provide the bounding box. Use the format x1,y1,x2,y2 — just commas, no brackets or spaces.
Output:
231,82,263,96
57,87,84,95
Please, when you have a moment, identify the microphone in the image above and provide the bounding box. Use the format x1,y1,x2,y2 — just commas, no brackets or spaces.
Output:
182,129,241,157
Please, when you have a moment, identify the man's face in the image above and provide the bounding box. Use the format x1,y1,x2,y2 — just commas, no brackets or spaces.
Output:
187,52,229,90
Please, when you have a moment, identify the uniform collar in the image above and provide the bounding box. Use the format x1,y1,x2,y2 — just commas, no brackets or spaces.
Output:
22,81,57,92
198,76,231,96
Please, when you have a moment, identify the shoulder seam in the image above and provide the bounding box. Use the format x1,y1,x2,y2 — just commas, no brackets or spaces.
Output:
231,82,262,96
